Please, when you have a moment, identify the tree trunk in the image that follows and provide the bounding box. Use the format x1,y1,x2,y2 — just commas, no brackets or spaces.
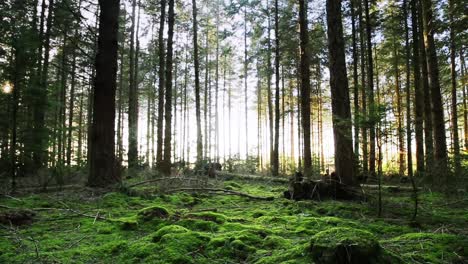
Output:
326,0,356,185
162,0,175,174
272,0,280,177
421,0,448,184
204,29,209,160
32,0,54,171
461,51,468,151
244,7,249,159
127,0,139,170
448,0,461,175
404,0,413,178
418,5,433,173
358,0,368,176
266,1,273,171
364,0,376,179
156,0,167,166
411,0,425,175
215,1,220,162
351,0,360,166
88,0,120,187
193,0,203,164
298,0,312,177
394,41,405,177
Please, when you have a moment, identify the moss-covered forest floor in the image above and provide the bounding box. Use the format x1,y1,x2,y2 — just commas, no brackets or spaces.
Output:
0,176,467,263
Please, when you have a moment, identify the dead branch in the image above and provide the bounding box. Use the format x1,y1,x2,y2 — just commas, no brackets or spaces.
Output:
126,177,207,188
217,172,289,183
0,204,107,221
165,188,275,201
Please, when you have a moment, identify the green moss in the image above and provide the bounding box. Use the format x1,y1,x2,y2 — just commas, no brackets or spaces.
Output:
206,233,259,261
383,232,468,264
100,192,130,208
251,210,267,218
149,231,210,263
186,211,228,224
97,226,114,234
262,235,289,249
151,225,189,242
310,227,381,264
113,216,138,230
1,179,466,264
97,240,128,254
137,205,170,221
254,243,312,264
224,181,242,189
177,219,219,232
294,216,357,235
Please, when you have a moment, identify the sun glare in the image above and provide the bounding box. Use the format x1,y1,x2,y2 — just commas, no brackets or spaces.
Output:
2,81,13,94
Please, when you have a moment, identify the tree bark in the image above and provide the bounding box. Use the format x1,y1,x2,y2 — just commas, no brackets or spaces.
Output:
351,0,360,167
298,0,312,177
358,0,368,176
418,4,433,173
127,0,139,170
162,0,175,174
393,41,405,177
364,0,376,179
193,0,203,164
461,51,468,151
33,0,54,171
88,0,120,187
156,0,167,166
326,0,356,185
272,0,280,176
448,0,461,175
421,0,448,183
404,0,413,178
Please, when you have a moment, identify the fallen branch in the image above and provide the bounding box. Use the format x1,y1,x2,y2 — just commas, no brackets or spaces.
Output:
166,188,275,201
361,184,422,191
0,204,107,221
217,172,288,183
126,177,207,188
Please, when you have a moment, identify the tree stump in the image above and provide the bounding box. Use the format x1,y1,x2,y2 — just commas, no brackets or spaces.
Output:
284,172,364,201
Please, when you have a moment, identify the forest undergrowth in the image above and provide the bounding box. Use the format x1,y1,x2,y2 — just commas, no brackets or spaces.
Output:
0,175,467,264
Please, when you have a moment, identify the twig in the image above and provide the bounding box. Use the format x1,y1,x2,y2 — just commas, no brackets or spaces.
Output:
166,188,274,200
93,211,100,224
67,235,90,249
28,236,39,258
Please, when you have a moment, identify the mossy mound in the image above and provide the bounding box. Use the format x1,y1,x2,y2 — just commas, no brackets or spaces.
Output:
186,211,228,224
113,216,138,230
137,205,170,221
262,235,289,249
151,225,189,242
207,230,267,261
310,227,382,264
177,219,220,232
150,231,210,263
